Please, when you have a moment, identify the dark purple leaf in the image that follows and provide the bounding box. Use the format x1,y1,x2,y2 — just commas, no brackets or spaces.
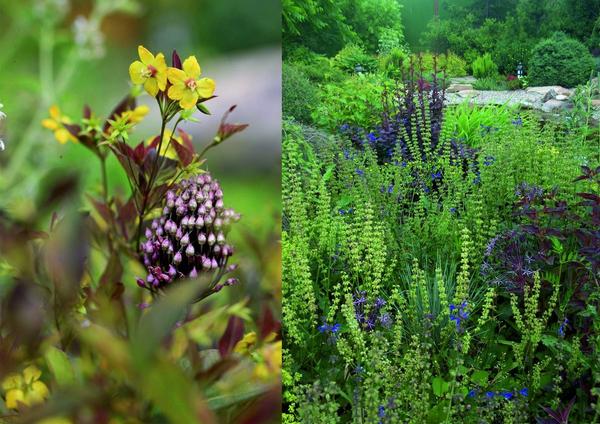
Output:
218,316,244,358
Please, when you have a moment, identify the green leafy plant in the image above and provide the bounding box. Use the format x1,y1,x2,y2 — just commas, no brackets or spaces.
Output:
283,63,318,123
332,43,377,74
472,53,498,79
529,32,595,88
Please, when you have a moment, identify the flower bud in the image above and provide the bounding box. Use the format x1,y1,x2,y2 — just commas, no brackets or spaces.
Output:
180,233,190,246
174,251,182,264
198,233,207,245
185,244,195,256
208,233,216,246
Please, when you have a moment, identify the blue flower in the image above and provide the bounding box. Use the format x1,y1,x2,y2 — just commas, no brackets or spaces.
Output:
379,312,392,328
318,324,330,333
502,391,513,400
355,169,364,177
483,156,495,166
343,149,351,160
486,391,495,399
367,132,377,142
378,405,385,418
431,171,442,181
468,389,477,398
519,388,528,397
450,207,457,214
331,323,342,333
558,318,569,338
375,297,386,308
512,117,523,126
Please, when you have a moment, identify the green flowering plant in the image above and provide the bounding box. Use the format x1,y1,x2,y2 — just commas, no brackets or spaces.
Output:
0,41,280,424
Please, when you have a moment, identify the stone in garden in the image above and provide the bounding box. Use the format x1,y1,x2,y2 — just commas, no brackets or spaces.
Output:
457,89,479,98
450,76,477,85
591,99,600,107
542,99,570,113
555,94,568,101
447,83,473,93
542,89,557,102
527,86,571,97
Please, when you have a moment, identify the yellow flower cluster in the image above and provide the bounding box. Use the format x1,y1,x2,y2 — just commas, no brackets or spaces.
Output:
41,105,77,144
2,365,49,409
129,46,215,110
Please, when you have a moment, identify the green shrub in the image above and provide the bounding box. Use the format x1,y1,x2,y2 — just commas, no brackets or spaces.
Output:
380,47,408,78
471,53,498,78
528,32,595,88
312,74,388,131
283,62,318,123
472,76,508,91
378,27,405,55
444,101,516,147
416,52,467,78
285,46,345,83
332,44,378,74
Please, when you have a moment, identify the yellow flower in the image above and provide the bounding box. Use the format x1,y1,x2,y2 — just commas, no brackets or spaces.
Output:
121,105,150,125
167,56,215,110
234,332,258,354
41,105,77,144
129,46,168,97
2,365,50,409
146,128,190,159
252,341,282,381
105,105,149,138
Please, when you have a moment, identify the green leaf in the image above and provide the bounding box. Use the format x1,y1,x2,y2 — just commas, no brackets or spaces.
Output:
207,383,271,410
197,103,211,115
132,276,213,364
432,376,450,397
45,346,75,387
470,370,489,386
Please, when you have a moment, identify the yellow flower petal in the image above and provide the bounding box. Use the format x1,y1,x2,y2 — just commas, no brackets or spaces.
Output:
152,53,167,73
129,61,147,85
49,105,60,120
55,128,72,144
144,78,159,97
138,45,154,65
5,389,25,409
195,78,216,99
129,105,149,124
42,118,59,130
167,83,186,101
2,374,23,391
23,366,41,384
26,381,49,404
156,71,167,91
167,67,187,84
182,56,201,79
179,90,198,110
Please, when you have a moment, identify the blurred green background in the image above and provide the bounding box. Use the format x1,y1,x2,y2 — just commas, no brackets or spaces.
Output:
0,0,281,240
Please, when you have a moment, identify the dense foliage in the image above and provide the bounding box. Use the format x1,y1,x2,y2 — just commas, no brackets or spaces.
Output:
528,32,595,88
282,54,599,422
0,41,281,422
283,63,318,124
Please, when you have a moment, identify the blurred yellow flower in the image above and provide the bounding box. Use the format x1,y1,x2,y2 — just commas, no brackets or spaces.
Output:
253,341,282,381
129,46,167,97
123,105,150,125
2,365,49,409
41,105,77,144
234,332,258,354
38,418,73,424
167,56,215,110
146,128,190,160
